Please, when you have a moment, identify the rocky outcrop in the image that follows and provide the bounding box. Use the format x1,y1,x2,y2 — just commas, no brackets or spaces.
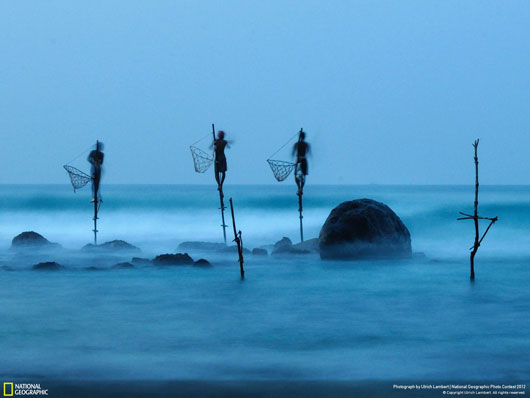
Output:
12,232,60,249
319,199,412,260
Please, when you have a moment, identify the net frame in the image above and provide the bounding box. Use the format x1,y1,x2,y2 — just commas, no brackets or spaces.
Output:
190,146,214,173
63,165,92,192
267,159,296,182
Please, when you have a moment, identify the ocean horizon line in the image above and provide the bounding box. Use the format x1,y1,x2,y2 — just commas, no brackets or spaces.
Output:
1,183,530,188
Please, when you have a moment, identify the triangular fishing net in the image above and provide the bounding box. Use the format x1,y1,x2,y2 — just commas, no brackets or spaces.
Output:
190,146,213,173
63,165,92,192
267,159,296,182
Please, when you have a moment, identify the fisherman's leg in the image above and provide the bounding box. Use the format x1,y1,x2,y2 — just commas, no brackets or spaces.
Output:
220,172,226,186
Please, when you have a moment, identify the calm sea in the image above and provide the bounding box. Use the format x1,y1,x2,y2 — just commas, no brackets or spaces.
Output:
0,184,528,385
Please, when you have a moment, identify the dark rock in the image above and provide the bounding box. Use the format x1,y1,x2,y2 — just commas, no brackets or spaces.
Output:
112,262,134,269
193,259,212,267
12,231,60,249
131,257,152,266
252,248,268,256
178,241,226,251
1,265,15,271
274,237,293,250
319,198,412,260
153,253,194,266
82,240,140,252
272,237,310,255
32,261,62,271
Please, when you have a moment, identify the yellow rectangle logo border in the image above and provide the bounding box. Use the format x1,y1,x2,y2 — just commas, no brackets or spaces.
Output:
3,382,14,397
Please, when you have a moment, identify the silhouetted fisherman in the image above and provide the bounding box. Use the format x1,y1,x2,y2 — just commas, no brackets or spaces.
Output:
214,131,229,192
292,130,310,195
88,141,104,202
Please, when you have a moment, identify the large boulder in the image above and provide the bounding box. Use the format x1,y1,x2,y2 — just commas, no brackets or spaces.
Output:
319,199,411,260
12,232,59,249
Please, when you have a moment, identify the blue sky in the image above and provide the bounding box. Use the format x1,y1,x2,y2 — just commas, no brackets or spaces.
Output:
1,1,529,184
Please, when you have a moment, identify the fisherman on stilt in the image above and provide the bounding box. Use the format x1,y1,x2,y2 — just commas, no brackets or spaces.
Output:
292,129,310,196
88,141,104,202
214,131,229,196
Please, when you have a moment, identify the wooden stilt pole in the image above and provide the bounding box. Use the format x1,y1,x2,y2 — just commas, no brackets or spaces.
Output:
298,191,304,242
219,189,227,245
229,197,245,280
93,197,98,245
92,140,100,245
212,123,227,244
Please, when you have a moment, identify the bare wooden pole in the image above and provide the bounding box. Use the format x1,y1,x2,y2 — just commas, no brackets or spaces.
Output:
470,140,480,280
458,139,498,280
229,197,245,280
212,123,227,244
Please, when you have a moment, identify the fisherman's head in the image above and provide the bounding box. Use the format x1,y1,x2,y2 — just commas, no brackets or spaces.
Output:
299,131,305,141
96,141,104,152
218,131,225,140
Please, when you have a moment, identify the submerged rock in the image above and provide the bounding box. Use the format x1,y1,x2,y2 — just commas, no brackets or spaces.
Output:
112,262,135,269
12,231,60,249
131,257,153,266
193,259,212,267
32,261,62,271
252,248,268,256
178,241,226,251
272,237,310,255
319,199,412,260
153,253,194,266
82,240,140,252
293,238,320,253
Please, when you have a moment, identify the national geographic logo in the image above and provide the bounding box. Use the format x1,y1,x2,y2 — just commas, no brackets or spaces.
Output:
3,383,48,396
